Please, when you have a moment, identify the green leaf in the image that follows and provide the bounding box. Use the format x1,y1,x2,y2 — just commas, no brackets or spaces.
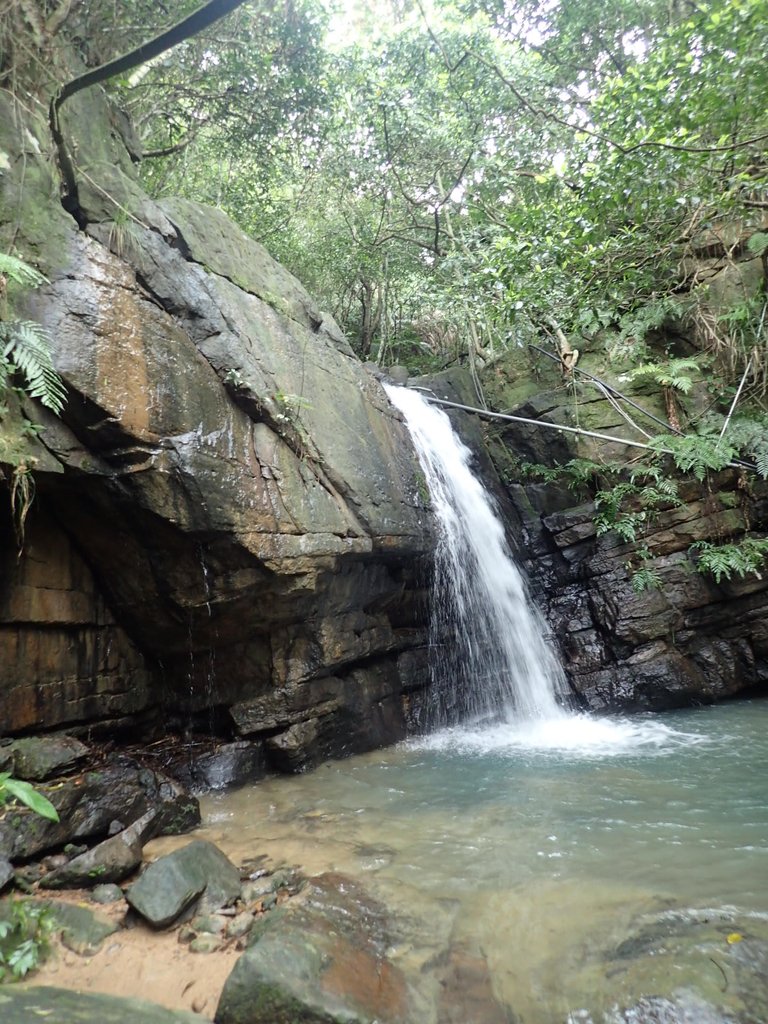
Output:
1,778,59,821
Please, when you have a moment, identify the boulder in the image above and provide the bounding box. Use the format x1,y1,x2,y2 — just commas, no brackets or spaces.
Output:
40,809,156,889
42,900,121,956
126,840,241,929
168,741,266,792
0,987,206,1023
0,757,199,862
216,872,408,1024
8,735,89,781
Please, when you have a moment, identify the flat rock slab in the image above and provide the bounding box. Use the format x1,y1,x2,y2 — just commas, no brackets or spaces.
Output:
42,899,121,956
9,735,89,781
0,986,206,1023
127,840,241,928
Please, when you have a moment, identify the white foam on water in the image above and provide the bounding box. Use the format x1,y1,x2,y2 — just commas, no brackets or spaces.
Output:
409,713,708,758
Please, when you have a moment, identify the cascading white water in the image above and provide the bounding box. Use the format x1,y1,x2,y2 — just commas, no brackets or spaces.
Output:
387,385,569,730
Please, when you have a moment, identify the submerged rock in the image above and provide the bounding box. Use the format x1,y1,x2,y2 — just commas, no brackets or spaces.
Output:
168,741,266,792
126,840,241,929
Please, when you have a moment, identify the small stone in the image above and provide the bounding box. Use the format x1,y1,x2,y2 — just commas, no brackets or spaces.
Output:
178,925,196,944
90,883,125,904
191,995,208,1014
225,913,253,940
191,914,226,935
42,854,69,872
240,878,273,902
261,893,277,911
63,844,87,858
190,933,222,954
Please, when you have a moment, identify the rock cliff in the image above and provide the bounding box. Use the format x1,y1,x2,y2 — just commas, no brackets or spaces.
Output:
0,85,431,765
472,343,768,711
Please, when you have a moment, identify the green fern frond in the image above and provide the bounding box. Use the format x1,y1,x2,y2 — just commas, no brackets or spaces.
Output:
0,253,48,290
754,442,768,480
690,537,768,583
650,433,734,481
629,357,702,395
630,566,662,592
0,321,65,413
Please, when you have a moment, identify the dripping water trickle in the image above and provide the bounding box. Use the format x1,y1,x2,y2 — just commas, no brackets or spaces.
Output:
386,385,569,732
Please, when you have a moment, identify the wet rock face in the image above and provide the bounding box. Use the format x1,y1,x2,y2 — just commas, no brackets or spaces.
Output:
484,375,768,711
0,88,432,762
509,475,768,711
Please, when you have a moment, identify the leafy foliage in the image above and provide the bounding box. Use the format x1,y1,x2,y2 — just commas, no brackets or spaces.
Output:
0,321,66,415
690,538,768,584
1,253,65,415
629,358,704,396
649,434,736,482
0,773,59,822
0,900,55,983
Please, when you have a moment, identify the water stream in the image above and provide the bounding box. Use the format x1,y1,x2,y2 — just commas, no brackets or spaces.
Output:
385,384,567,729
173,701,768,1023
151,387,768,1021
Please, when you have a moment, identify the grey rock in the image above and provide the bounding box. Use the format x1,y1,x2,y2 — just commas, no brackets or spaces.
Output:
0,858,13,891
4,758,199,861
216,872,407,1024
0,986,206,1022
42,900,121,956
41,809,156,889
126,840,241,929
191,913,227,935
190,933,223,954
169,741,266,793
9,735,89,781
90,883,125,904
225,913,253,940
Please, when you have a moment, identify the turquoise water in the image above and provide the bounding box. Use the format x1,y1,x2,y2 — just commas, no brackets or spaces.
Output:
191,701,768,1022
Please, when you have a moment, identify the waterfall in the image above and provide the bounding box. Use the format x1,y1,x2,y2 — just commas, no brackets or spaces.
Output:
387,385,568,731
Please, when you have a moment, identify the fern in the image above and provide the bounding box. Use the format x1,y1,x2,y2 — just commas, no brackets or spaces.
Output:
690,537,768,583
630,565,663,592
650,433,735,481
711,415,768,479
0,321,65,414
0,253,48,290
629,356,703,395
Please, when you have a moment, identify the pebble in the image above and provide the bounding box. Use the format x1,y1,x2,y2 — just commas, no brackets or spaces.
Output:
189,934,223,954
191,913,227,935
225,913,253,939
90,883,124,904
